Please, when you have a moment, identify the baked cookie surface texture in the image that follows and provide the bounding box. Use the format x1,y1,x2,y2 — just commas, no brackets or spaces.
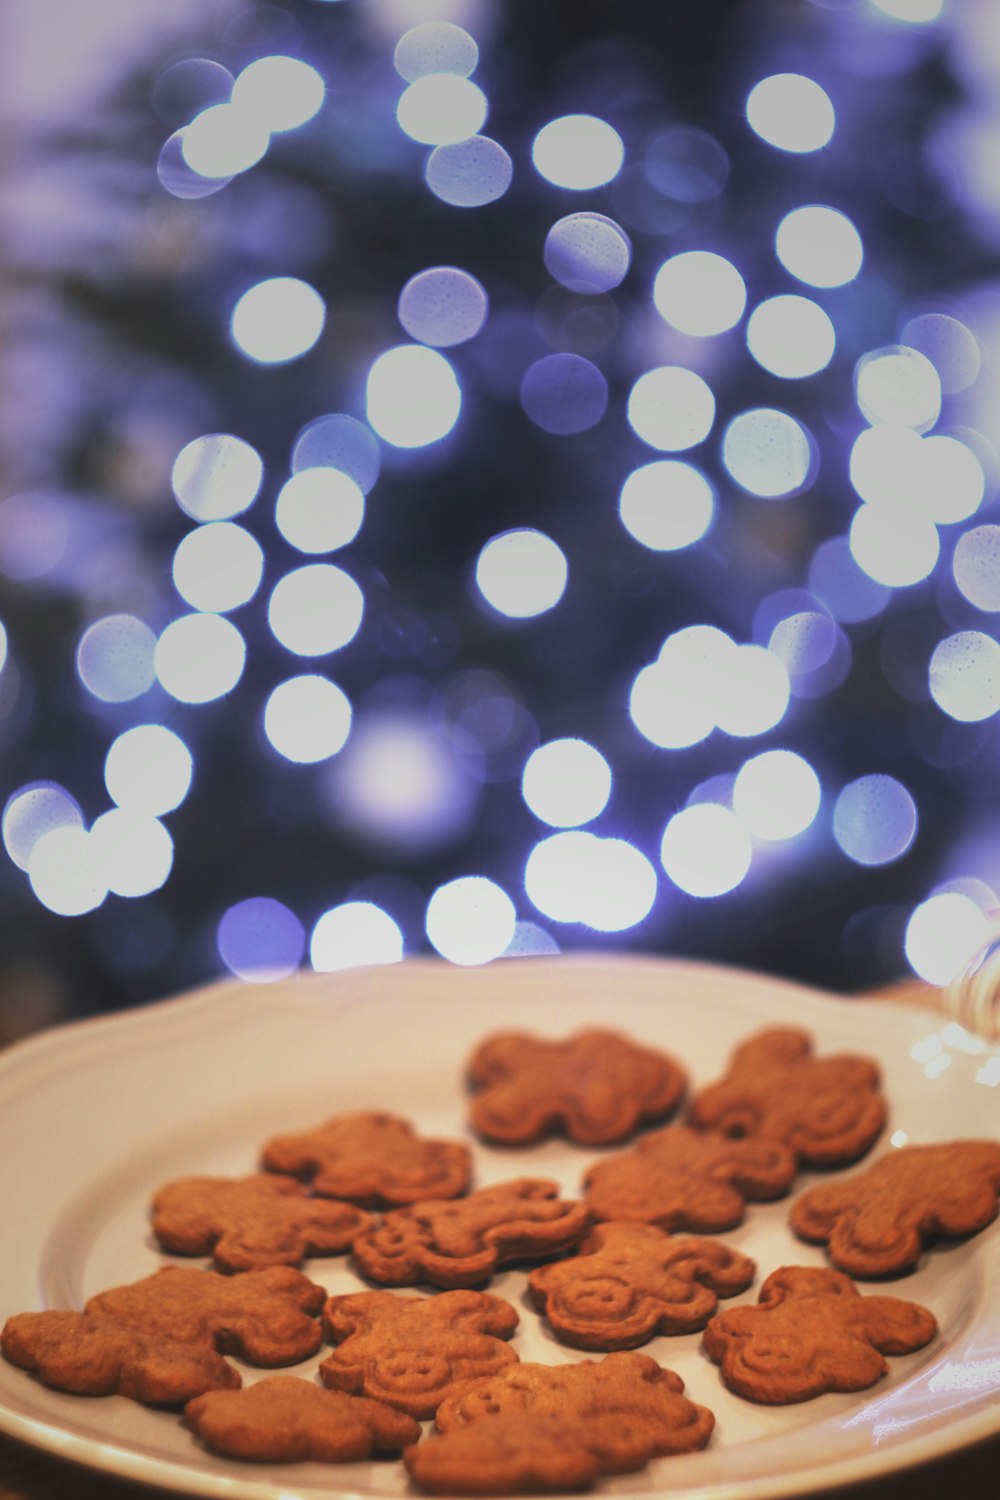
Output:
467,1028,686,1145
260,1110,472,1206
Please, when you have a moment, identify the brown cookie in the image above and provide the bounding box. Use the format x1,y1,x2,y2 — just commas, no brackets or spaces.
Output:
261,1110,472,1207
688,1026,886,1166
528,1220,755,1348
152,1172,374,1272
1,1310,241,1406
320,1288,519,1418
408,1351,714,1493
467,1029,686,1146
352,1178,591,1288
583,1125,797,1232
702,1264,937,1404
791,1139,1000,1276
87,1264,325,1366
186,1374,421,1462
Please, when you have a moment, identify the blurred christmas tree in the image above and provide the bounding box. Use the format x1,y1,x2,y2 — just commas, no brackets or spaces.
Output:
2,0,1000,1034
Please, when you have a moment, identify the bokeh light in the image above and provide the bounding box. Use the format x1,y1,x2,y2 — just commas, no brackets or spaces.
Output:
475,529,567,618
217,896,306,981
424,135,512,206
311,902,404,969
230,56,325,132
264,674,352,762
171,523,264,613
3,783,84,872
746,295,835,378
746,73,835,153
855,345,942,430
872,0,943,21
291,414,381,493
520,353,608,435
366,345,461,447
904,891,992,986
643,125,729,202
652,251,747,337
171,434,263,522
230,277,326,364
627,366,715,451
181,103,270,178
394,21,479,81
618,461,714,551
275,468,365,553
953,526,1000,610
544,213,631,293
76,615,157,703
425,875,516,964
733,750,821,840
28,827,107,917
775,204,864,287
398,266,488,346
524,832,657,931
848,426,985,522
521,738,611,827
660,804,753,897
928,630,1000,721
900,312,980,394
721,409,814,498
104,724,193,815
848,502,940,587
833,775,917,865
532,115,624,190
89,810,174,898
267,564,364,656
155,613,247,702
396,74,488,144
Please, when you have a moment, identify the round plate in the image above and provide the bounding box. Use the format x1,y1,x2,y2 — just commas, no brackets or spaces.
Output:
0,953,998,1499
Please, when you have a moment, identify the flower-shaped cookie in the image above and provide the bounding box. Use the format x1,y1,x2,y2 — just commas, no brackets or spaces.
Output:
702,1264,937,1403
152,1173,374,1272
528,1220,755,1348
583,1125,797,1232
353,1178,591,1288
467,1029,686,1145
320,1288,519,1418
87,1264,326,1366
1,1310,241,1405
791,1140,1000,1275
186,1375,421,1462
261,1110,472,1207
688,1026,885,1166
407,1351,714,1492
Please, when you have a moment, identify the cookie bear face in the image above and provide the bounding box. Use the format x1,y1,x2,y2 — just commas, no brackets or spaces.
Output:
702,1264,937,1403
1,1309,241,1406
320,1288,520,1418
260,1110,472,1207
86,1264,326,1366
466,1029,686,1146
185,1375,421,1462
583,1124,797,1232
429,1350,715,1475
353,1178,591,1288
688,1026,886,1166
152,1173,374,1272
528,1220,755,1348
791,1139,1000,1275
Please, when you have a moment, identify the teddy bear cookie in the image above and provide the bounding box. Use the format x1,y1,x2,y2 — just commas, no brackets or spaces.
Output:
186,1375,422,1462
466,1028,686,1145
151,1172,374,1272
791,1139,1000,1275
352,1178,591,1288
583,1124,797,1232
528,1220,756,1348
702,1264,937,1403
320,1288,520,1419
688,1026,886,1166
260,1110,472,1207
406,1351,715,1494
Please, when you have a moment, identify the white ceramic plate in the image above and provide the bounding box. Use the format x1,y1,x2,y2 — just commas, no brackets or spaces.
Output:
0,954,998,1500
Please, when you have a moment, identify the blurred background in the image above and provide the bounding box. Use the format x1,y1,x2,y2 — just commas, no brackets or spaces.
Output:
2,0,1000,1041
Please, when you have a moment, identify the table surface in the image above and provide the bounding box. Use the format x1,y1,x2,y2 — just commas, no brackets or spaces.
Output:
1,976,996,1500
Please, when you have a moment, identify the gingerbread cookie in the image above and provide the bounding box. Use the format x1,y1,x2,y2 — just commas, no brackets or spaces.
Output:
1,1310,240,1406
467,1029,686,1145
791,1139,1000,1276
352,1178,591,1288
152,1173,374,1272
320,1288,519,1418
584,1125,796,1232
186,1375,421,1462
702,1265,937,1404
87,1265,325,1366
408,1351,714,1493
528,1220,755,1348
261,1110,472,1207
688,1026,885,1166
